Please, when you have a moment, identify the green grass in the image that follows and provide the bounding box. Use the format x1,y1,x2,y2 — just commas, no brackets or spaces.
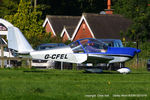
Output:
0,68,150,100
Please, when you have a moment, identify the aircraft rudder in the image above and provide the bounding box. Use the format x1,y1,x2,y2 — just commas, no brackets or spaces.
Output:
8,27,33,53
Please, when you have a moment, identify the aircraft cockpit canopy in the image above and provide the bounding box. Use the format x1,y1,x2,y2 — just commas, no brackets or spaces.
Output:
69,38,108,53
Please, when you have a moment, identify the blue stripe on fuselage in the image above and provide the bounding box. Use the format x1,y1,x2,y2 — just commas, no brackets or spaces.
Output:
73,47,140,58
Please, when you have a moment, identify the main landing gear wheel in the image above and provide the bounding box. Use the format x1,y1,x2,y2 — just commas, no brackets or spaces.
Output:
117,67,131,74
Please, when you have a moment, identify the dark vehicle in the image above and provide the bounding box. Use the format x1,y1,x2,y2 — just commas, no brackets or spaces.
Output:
35,43,66,50
98,39,123,47
32,43,66,69
147,59,150,71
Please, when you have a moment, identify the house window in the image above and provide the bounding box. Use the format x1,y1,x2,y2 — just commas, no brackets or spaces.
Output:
83,23,86,31
0,23,7,31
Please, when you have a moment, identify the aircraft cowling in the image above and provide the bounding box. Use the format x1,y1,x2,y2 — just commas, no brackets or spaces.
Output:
107,47,141,57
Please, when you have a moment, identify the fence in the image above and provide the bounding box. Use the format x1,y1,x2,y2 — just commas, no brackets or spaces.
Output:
0,44,32,68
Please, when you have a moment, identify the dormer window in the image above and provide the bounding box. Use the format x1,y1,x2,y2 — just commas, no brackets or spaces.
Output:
83,23,86,31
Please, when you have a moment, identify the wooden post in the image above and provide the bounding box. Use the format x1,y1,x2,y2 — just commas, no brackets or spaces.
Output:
34,0,37,11
136,40,139,67
1,45,4,68
29,59,32,69
8,49,11,66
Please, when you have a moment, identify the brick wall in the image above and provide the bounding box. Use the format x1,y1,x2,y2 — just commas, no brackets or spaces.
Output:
73,20,93,41
62,32,69,42
45,22,55,37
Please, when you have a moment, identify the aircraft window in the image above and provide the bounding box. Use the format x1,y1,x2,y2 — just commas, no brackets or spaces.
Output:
83,40,108,53
80,39,89,46
69,41,84,53
84,43,106,53
69,39,108,53
70,41,79,48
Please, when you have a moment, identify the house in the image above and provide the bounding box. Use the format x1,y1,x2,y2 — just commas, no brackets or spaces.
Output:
43,0,132,42
71,13,132,41
42,15,80,41
43,13,132,42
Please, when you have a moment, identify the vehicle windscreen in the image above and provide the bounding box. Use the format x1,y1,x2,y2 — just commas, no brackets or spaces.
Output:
114,41,123,47
39,45,57,50
36,44,65,50
102,41,114,47
99,39,123,47
69,39,108,53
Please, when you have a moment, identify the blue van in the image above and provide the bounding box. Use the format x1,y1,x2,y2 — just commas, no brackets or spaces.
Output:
97,39,123,47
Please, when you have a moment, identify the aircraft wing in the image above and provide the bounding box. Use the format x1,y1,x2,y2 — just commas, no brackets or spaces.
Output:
86,54,114,64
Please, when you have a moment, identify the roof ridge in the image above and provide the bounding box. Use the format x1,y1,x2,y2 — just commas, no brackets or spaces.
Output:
82,13,123,17
46,15,80,19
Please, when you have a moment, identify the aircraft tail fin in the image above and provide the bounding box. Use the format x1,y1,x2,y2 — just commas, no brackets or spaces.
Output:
7,27,34,53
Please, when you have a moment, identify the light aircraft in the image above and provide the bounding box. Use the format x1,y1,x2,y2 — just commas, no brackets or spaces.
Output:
7,27,141,73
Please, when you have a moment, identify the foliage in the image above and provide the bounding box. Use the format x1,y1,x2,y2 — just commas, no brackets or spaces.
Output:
127,12,150,42
0,0,20,18
112,0,150,42
112,0,148,19
3,0,70,47
64,40,72,45
4,0,46,47
125,41,150,69
125,41,150,60
39,33,63,44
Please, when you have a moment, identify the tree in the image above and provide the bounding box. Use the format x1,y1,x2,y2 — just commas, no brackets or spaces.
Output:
0,0,20,18
127,15,149,41
112,0,148,19
4,0,67,47
4,0,46,47
112,0,150,42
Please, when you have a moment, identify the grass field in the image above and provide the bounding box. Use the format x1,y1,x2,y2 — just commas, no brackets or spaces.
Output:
0,68,150,100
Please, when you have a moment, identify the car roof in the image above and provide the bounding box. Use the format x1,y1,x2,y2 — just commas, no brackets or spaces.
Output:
38,43,66,47
98,39,122,42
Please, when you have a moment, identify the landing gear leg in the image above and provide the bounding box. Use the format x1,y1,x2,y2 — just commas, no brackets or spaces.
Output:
120,63,122,68
120,62,125,68
107,63,111,70
84,64,103,73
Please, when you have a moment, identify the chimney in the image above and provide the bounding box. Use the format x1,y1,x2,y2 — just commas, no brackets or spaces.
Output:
105,0,113,14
